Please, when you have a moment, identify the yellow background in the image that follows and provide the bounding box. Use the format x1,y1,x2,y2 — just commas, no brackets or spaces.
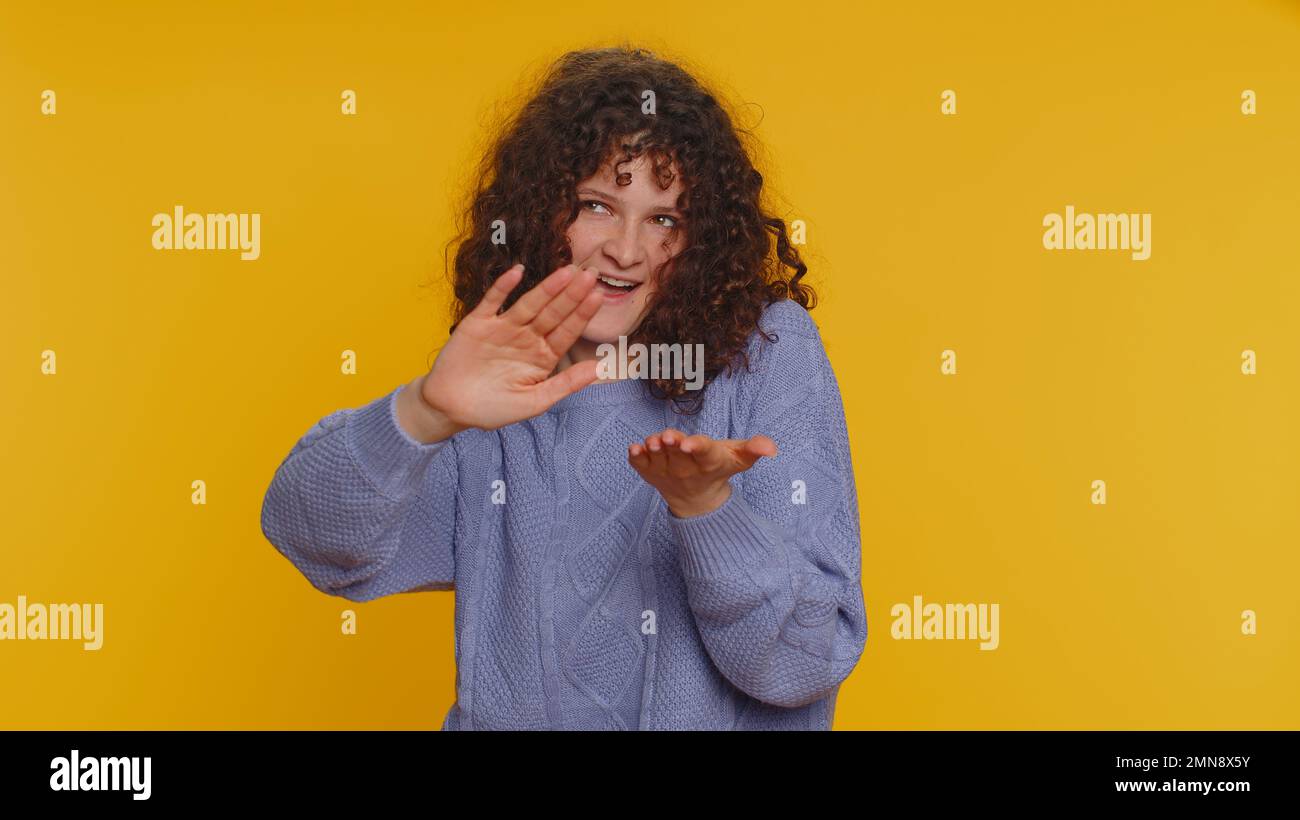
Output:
2,0,1297,729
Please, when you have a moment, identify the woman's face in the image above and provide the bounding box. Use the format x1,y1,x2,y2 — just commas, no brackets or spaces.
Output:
564,150,686,345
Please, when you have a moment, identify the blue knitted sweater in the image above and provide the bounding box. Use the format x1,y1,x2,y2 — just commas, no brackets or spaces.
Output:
260,298,867,730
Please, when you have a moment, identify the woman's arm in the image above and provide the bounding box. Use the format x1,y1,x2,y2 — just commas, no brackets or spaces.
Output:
261,262,607,602
259,377,460,602
662,306,868,709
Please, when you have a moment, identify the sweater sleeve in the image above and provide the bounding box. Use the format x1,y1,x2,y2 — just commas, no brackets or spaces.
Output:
260,383,459,602
667,306,868,708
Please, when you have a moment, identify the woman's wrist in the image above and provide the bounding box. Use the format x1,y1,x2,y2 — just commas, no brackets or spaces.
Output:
395,374,467,444
664,482,732,519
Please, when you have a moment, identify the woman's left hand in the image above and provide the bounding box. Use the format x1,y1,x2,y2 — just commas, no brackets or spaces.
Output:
628,428,778,518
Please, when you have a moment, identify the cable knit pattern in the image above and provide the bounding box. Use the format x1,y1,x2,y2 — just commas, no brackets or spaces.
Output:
260,298,867,730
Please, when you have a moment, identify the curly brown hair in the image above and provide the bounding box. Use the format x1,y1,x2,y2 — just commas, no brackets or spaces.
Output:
440,44,816,414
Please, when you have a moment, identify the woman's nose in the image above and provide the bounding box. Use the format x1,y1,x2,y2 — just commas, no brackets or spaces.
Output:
603,222,643,267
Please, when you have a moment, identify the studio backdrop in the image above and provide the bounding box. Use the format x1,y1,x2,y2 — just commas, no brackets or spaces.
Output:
2,0,1297,729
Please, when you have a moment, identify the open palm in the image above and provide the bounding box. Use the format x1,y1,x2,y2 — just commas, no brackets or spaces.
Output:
629,428,778,518
422,263,605,431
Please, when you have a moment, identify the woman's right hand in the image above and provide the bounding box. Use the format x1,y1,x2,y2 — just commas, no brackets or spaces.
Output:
397,263,604,443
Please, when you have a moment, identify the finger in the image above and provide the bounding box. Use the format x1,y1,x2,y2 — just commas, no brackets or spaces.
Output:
628,442,651,473
502,264,578,327
659,428,687,448
530,267,599,338
467,263,525,320
545,285,605,360
532,357,599,409
677,433,709,455
644,433,669,473
681,434,727,471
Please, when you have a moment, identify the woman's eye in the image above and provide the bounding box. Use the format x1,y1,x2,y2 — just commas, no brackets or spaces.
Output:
581,200,611,215
652,215,678,229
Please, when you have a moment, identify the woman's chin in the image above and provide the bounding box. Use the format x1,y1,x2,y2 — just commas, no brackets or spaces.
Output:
582,322,636,345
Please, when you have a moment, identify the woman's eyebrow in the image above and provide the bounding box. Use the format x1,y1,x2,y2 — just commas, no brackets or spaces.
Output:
577,187,682,212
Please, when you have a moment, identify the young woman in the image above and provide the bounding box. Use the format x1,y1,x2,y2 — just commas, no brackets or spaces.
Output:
260,46,867,730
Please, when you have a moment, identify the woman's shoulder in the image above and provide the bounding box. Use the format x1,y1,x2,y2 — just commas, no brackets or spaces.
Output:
754,296,820,337
706,297,829,406
700,297,838,433
740,297,827,372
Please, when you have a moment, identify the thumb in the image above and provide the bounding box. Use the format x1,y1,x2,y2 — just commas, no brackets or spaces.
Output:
534,358,600,409
746,434,778,458
736,434,778,466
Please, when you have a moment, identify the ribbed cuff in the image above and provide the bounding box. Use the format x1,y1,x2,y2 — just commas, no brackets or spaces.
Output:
345,385,448,499
669,486,784,578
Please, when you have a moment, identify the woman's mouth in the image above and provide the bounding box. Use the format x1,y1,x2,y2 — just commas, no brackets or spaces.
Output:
594,272,641,299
